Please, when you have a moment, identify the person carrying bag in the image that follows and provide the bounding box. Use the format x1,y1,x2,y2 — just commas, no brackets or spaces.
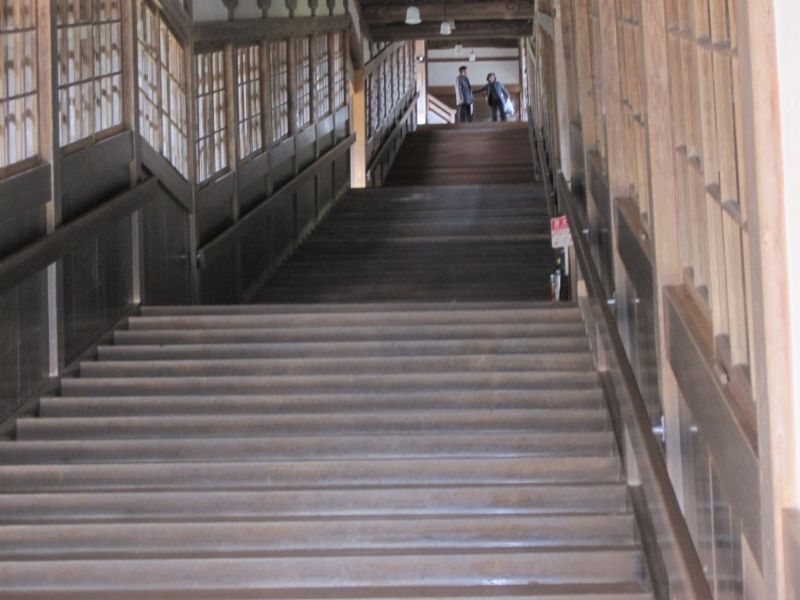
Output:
480,73,512,122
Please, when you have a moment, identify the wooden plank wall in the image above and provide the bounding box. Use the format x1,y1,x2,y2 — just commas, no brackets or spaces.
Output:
526,0,795,597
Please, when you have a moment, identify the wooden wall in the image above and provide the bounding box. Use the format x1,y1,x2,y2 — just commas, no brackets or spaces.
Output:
0,0,385,427
525,0,796,597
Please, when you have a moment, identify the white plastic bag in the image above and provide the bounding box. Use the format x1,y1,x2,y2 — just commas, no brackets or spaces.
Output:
504,97,515,117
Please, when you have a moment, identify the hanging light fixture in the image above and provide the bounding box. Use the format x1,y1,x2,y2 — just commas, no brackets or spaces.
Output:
405,6,421,25
440,0,451,35
448,20,456,31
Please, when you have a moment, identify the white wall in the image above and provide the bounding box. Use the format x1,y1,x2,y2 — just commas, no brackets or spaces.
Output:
427,61,520,87
426,46,520,88
774,0,800,507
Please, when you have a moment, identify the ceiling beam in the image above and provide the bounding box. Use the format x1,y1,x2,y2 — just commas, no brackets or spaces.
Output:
426,38,521,50
361,1,534,24
370,19,534,42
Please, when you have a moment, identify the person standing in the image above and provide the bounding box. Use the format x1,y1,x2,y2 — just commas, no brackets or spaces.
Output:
454,66,474,123
482,73,510,122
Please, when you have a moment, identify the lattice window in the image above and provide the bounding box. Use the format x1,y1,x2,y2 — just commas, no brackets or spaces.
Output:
195,49,227,183
57,0,123,149
394,49,401,103
0,0,38,173
332,31,346,109
368,71,378,137
383,58,392,118
294,36,311,130
137,0,188,178
236,44,262,160
314,34,330,118
268,40,288,143
400,46,407,96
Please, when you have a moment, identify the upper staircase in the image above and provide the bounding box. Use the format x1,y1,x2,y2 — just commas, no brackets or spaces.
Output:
384,122,536,187
0,123,654,598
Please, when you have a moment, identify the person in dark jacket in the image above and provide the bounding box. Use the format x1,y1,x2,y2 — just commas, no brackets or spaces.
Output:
454,66,474,123
480,73,510,122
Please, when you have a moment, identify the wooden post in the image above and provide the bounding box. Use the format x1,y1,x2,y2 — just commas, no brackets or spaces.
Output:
37,0,64,376
735,0,795,595
350,66,367,187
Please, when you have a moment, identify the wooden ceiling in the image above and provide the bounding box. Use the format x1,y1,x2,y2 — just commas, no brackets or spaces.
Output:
358,0,534,42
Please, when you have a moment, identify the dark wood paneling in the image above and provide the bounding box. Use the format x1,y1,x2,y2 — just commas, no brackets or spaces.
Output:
617,198,655,295
665,285,762,564
0,163,51,224
141,185,193,305
61,132,133,220
140,139,192,212
197,172,235,246
0,179,158,296
296,126,318,170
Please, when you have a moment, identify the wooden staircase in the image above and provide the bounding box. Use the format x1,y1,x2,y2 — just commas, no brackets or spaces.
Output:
0,303,652,598
0,125,654,598
254,183,554,303
384,122,536,187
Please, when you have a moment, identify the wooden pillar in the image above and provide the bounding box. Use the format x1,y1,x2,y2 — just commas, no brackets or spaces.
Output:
735,0,795,596
415,40,426,125
350,67,367,188
37,0,64,376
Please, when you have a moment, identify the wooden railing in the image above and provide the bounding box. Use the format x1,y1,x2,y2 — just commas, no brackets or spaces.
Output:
426,94,456,124
529,111,711,600
0,178,158,296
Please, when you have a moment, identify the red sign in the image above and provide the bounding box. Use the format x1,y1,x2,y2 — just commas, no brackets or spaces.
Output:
550,215,573,249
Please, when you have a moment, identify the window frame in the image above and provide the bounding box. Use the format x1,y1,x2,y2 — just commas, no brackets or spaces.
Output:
294,36,311,132
56,0,125,154
235,44,264,162
0,1,40,179
136,0,189,179
194,47,228,185
268,39,289,145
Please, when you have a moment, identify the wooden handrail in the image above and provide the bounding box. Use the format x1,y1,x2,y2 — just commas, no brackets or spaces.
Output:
366,93,419,181
554,167,712,599
0,178,158,296
426,94,456,123
527,105,709,599
197,134,356,267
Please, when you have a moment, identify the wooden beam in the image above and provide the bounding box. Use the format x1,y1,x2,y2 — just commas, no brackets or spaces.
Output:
193,15,350,46
426,38,520,50
371,19,534,42
361,1,534,24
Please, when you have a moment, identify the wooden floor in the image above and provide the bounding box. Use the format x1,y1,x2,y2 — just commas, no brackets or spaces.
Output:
254,122,551,303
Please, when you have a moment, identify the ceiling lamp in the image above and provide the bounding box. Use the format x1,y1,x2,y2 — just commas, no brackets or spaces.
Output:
405,6,421,25
439,20,452,35
448,20,456,30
